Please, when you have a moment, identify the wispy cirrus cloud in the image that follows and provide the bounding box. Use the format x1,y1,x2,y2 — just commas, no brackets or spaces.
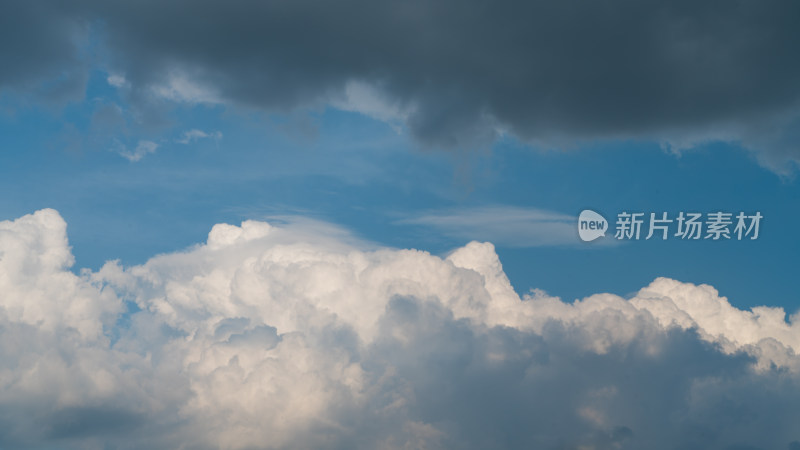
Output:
175,129,222,145
113,139,158,162
398,205,580,247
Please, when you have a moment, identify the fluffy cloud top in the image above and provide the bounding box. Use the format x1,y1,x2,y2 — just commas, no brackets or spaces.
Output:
4,1,800,170
0,209,799,449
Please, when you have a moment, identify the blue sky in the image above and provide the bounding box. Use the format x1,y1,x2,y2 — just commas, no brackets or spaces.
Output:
1,66,796,312
5,3,800,448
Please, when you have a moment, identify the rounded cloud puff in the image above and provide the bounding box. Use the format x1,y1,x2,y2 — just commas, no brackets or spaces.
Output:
1,209,799,449
0,209,120,339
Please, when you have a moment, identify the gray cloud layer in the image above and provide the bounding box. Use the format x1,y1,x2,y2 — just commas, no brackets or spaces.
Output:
2,209,800,449
0,2,88,104
3,0,800,167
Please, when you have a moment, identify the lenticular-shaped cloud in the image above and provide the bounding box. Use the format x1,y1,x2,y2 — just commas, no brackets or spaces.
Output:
1,209,800,448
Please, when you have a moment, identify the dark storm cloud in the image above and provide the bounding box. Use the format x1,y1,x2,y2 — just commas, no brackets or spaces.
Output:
0,2,88,104
4,0,800,165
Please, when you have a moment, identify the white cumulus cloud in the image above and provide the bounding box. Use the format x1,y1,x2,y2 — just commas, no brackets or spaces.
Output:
0,209,799,449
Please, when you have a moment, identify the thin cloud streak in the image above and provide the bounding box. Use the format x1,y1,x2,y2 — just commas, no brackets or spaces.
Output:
398,205,582,247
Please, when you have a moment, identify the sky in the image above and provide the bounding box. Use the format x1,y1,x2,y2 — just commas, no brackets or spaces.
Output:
1,1,800,449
